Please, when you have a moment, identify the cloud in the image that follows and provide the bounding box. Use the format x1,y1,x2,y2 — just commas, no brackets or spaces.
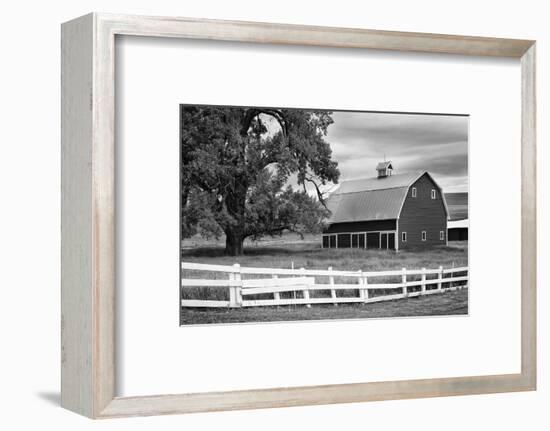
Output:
325,111,468,192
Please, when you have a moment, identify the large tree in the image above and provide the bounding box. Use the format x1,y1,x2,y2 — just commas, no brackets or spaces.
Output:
181,106,339,255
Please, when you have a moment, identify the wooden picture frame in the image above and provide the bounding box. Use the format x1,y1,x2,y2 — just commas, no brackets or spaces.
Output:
61,12,536,419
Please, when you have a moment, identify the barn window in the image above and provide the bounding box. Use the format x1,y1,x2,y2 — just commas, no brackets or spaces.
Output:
431,189,436,199
412,187,417,198
440,230,445,241
402,232,407,242
421,231,427,241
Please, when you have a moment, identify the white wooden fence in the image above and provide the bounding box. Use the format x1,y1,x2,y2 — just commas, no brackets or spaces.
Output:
181,262,468,309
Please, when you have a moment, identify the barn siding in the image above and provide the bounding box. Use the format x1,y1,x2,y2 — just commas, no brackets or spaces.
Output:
324,219,396,234
398,174,447,249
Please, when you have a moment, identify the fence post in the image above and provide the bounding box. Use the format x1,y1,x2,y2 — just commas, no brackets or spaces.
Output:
328,266,337,306
421,268,426,294
402,268,408,297
358,270,368,302
363,272,369,303
457,268,464,290
229,263,242,307
301,267,311,307
449,262,455,291
358,270,364,301
228,270,236,306
272,274,280,302
437,266,443,291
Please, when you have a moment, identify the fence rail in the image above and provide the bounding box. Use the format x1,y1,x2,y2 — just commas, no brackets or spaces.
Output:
181,262,468,309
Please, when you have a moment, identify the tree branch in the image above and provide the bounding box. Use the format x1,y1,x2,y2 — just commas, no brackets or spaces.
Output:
303,174,327,208
240,108,288,138
245,224,303,239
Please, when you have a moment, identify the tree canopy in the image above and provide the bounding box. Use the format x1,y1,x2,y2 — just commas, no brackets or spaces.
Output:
180,106,340,255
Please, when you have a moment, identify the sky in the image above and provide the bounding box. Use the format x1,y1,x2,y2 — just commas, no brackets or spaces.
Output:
265,109,469,195
324,111,469,193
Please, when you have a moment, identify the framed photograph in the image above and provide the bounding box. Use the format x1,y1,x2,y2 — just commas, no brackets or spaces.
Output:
61,13,536,418
179,105,469,325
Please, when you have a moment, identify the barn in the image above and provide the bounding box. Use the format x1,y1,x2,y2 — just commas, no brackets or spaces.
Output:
445,192,469,241
322,161,449,250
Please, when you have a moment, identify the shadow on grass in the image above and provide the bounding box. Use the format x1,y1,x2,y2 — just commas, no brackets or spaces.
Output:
182,246,309,258
182,242,467,260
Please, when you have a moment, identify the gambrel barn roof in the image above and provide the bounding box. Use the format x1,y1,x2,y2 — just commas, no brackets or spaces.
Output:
326,171,449,223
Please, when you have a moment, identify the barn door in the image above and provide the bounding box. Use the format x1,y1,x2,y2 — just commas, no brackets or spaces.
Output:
381,233,388,249
366,232,379,249
389,233,395,250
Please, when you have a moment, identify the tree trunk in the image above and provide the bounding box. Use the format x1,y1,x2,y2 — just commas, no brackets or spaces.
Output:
223,177,248,256
224,230,244,256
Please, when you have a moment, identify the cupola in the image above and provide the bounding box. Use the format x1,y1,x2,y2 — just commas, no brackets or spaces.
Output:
376,161,393,178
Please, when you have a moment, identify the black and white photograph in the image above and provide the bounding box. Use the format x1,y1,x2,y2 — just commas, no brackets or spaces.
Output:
180,105,469,325
2,1,544,427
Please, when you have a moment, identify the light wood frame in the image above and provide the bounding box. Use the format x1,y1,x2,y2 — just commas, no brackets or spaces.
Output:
61,12,537,419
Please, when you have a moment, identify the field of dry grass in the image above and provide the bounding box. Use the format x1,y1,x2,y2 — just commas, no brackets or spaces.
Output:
181,288,468,324
180,234,468,324
181,234,468,272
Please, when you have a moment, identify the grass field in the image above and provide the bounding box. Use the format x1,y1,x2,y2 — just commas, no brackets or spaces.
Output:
180,288,468,324
182,233,468,272
180,234,468,324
